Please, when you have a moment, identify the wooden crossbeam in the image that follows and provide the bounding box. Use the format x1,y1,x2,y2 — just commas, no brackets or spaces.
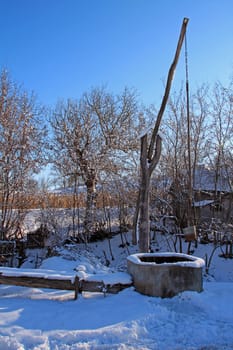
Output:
80,279,133,295
0,268,133,300
0,272,79,299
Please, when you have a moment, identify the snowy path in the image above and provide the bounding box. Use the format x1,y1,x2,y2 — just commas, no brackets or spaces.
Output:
0,233,233,349
0,282,233,349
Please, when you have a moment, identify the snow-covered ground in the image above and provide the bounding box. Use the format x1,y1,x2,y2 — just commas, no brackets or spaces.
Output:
0,230,233,350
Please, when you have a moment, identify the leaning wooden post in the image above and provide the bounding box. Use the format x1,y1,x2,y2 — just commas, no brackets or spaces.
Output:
147,17,189,161
134,18,189,252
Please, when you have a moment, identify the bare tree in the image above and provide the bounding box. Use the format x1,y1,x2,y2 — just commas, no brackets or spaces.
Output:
0,70,47,239
207,80,233,221
160,85,210,226
50,87,141,238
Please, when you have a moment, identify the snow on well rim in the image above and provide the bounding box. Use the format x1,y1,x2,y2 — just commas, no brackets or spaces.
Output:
127,252,205,268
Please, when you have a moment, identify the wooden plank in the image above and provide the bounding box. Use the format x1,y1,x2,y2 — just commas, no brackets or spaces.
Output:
105,282,133,294
80,279,133,294
0,268,133,299
0,273,79,299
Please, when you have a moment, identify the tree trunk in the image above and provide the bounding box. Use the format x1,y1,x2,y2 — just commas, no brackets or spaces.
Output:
84,173,97,240
138,135,162,252
132,190,141,245
139,134,150,252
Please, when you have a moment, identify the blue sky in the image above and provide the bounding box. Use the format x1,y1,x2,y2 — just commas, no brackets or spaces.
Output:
0,0,233,108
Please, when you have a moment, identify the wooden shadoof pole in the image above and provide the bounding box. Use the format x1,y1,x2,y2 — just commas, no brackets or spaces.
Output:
148,17,189,162
132,18,189,251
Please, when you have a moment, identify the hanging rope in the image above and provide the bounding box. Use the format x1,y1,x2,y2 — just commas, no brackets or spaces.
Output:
185,33,190,97
185,31,193,226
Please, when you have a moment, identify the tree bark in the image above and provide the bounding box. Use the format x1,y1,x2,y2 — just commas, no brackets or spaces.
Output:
84,172,97,240
132,190,141,245
138,135,162,252
139,134,150,252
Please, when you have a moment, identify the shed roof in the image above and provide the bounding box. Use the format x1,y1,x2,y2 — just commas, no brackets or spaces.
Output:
193,165,232,193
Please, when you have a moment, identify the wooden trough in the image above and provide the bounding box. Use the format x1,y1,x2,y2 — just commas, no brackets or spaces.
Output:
0,267,132,300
